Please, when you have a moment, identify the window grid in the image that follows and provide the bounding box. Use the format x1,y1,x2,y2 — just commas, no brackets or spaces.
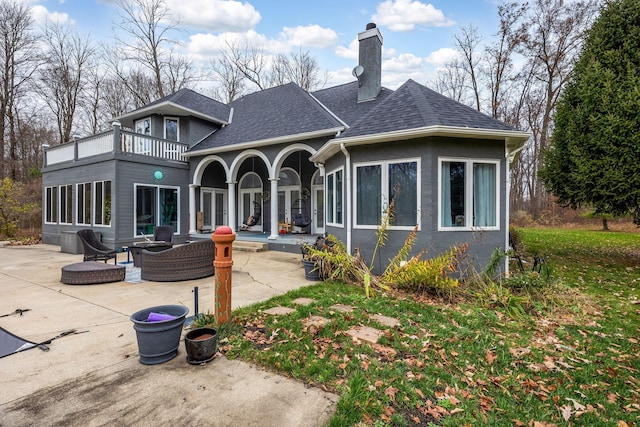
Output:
438,158,500,231
354,158,420,230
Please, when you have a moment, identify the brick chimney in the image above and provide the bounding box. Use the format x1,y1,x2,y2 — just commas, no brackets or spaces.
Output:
355,22,383,102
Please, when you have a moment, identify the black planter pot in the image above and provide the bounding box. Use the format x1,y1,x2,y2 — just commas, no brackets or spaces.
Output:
130,304,189,365
184,327,218,364
303,260,321,281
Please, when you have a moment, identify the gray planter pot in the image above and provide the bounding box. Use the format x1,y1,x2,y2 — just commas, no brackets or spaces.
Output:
184,327,218,364
130,304,189,365
303,260,321,281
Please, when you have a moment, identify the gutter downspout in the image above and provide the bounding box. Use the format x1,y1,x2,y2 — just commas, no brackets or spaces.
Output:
340,143,352,255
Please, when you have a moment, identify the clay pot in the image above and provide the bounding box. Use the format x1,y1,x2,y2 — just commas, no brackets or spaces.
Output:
184,327,218,364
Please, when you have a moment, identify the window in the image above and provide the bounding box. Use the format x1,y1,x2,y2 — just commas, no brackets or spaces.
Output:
135,118,151,135
94,181,112,226
77,183,91,225
135,117,152,154
354,159,420,229
45,187,58,224
164,117,179,141
326,168,343,226
439,159,499,230
135,184,179,236
59,184,72,224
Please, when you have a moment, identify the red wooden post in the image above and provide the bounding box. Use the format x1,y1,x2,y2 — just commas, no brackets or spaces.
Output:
212,226,236,324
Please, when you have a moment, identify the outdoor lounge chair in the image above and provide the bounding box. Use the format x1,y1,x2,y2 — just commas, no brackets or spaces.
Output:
140,240,214,282
77,229,117,264
153,225,174,242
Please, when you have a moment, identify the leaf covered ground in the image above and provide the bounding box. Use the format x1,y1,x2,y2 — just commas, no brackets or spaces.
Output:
217,227,640,426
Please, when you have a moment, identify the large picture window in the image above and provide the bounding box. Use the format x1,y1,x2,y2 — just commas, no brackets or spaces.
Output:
355,159,420,229
135,184,179,236
45,186,58,224
326,168,343,226
94,180,112,226
60,184,72,224
76,182,91,225
439,158,499,230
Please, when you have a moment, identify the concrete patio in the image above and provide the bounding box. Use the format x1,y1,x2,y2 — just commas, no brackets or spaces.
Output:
0,242,337,426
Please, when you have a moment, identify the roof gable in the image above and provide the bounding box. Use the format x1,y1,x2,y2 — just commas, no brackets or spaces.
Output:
118,88,231,125
311,81,393,127
340,79,514,138
189,83,345,153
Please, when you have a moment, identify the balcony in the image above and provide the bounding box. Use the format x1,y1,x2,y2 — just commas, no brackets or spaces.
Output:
44,124,189,167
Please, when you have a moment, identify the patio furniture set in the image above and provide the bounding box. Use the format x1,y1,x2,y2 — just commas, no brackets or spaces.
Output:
60,227,214,285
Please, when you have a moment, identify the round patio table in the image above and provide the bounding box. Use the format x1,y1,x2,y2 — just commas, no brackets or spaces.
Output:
129,241,173,267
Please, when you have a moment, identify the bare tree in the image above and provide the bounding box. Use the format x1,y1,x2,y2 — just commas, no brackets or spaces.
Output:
453,24,483,111
517,0,600,217
38,23,96,144
434,58,469,103
0,1,41,180
273,50,326,91
112,0,194,101
485,2,527,120
210,54,246,103
216,41,326,95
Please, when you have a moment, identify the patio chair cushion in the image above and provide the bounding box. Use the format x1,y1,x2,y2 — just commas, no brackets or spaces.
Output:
61,261,126,285
140,240,214,282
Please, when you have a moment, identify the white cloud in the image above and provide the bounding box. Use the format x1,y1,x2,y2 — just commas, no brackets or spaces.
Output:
165,0,261,33
373,0,455,32
279,25,338,49
188,30,269,56
425,47,458,67
383,53,423,72
335,38,358,60
188,24,338,58
30,5,73,25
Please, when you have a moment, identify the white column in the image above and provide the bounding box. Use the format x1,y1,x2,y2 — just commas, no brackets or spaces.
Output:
227,181,237,232
268,177,279,239
188,184,198,235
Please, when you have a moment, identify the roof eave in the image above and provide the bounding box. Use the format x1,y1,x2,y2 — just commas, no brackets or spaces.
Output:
183,126,345,158
116,101,229,126
310,125,531,163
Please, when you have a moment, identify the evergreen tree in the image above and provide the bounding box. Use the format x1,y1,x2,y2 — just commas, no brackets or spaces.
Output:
540,0,640,225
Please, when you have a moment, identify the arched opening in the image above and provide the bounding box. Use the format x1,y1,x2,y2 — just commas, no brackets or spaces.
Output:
239,172,263,231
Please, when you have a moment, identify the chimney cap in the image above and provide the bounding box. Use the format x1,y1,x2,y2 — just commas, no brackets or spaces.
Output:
366,22,376,30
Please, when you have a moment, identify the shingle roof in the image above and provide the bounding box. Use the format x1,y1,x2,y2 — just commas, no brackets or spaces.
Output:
123,88,231,124
311,81,393,127
189,83,345,152
339,79,514,138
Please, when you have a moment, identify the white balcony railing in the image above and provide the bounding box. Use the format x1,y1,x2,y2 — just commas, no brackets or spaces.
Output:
44,125,189,166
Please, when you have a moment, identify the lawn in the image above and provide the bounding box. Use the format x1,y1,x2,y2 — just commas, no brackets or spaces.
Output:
216,227,640,426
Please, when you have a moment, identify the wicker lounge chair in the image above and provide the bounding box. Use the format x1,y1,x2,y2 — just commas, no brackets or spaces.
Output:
140,240,214,282
153,225,174,242
77,229,117,264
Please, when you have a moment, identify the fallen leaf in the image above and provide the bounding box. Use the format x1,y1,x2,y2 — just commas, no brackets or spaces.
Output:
486,350,497,365
384,386,399,402
561,405,572,421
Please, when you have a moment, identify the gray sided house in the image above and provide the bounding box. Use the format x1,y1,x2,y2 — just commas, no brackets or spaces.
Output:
41,23,529,272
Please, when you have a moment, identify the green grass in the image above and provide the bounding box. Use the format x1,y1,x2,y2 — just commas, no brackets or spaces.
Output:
217,227,640,426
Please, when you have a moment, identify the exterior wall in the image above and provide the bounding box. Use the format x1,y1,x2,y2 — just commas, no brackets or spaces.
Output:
42,154,189,250
325,136,508,274
42,159,118,247
113,159,189,248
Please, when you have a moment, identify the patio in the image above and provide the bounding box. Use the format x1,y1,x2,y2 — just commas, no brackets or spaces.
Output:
0,242,336,425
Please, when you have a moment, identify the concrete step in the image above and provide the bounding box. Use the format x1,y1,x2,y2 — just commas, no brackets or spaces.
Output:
233,240,268,252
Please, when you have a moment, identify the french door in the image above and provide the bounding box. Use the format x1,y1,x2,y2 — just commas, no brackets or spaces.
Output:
201,189,227,231
312,186,324,235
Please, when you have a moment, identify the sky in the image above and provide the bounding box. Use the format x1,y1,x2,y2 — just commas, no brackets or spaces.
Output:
26,0,503,91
